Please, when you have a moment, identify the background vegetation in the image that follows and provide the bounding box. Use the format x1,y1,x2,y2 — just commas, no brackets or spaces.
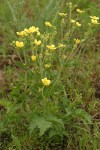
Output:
0,0,100,150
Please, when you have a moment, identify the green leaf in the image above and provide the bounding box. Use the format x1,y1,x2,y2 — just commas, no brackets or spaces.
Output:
47,115,64,129
29,114,52,136
75,109,92,124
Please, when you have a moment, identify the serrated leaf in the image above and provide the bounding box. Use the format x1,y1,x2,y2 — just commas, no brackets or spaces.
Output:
49,129,58,139
75,109,91,124
29,115,52,136
47,115,64,129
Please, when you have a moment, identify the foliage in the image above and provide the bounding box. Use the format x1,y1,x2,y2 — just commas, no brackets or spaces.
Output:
0,0,100,149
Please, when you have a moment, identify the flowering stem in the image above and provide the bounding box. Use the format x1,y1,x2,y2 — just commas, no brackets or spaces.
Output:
17,50,24,64
30,34,34,55
41,86,47,114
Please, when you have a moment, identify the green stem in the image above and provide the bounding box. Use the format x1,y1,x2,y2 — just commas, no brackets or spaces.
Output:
42,86,46,114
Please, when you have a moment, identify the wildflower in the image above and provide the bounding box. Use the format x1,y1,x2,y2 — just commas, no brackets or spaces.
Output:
89,16,99,25
31,55,36,61
45,21,52,27
15,41,24,48
58,43,65,48
76,22,81,27
76,9,85,14
47,44,56,50
59,13,67,17
16,31,28,36
44,64,51,68
34,39,41,46
90,16,99,20
27,26,39,34
91,19,99,25
41,78,51,86
74,38,81,44
70,19,76,23
37,31,41,36
24,28,29,33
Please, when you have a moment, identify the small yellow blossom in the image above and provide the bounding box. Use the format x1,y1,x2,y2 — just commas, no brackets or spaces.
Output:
24,28,29,32
16,31,28,36
90,16,99,20
74,38,81,44
27,26,39,34
15,41,24,48
44,64,51,68
37,31,41,36
34,39,41,46
90,16,99,25
58,43,65,48
91,19,99,25
59,13,67,17
31,55,36,61
76,22,81,27
70,19,76,23
47,45,56,50
76,9,85,13
45,21,52,27
41,78,51,86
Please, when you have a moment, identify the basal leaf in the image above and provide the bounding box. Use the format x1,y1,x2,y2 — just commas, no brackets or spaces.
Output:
29,115,52,136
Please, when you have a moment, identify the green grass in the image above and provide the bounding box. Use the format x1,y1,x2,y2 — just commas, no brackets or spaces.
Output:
0,0,100,150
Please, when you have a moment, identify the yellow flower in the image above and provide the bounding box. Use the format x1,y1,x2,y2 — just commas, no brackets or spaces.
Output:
45,21,52,27
58,43,65,48
27,26,39,34
34,39,41,46
15,41,24,48
90,16,99,20
90,16,99,25
59,13,67,17
70,19,76,23
16,31,28,36
47,44,56,50
37,31,41,36
24,28,29,32
76,9,85,13
76,22,81,27
31,55,36,61
41,78,51,86
44,64,51,68
91,19,99,25
74,38,81,44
